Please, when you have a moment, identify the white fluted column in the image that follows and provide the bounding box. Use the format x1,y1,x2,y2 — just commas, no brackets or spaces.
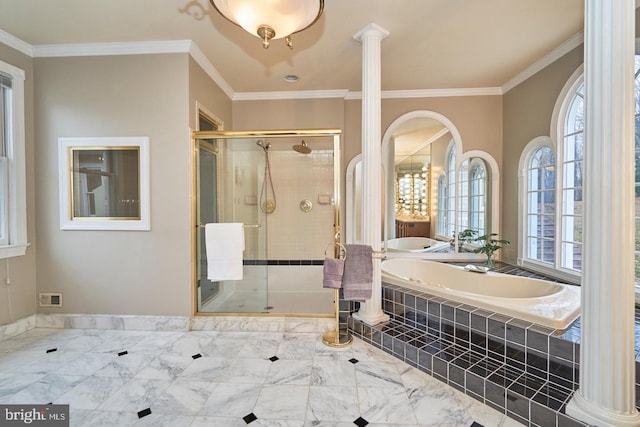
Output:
352,23,390,326
565,1,640,426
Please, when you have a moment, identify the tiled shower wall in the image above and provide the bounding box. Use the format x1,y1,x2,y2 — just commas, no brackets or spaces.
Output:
228,146,336,261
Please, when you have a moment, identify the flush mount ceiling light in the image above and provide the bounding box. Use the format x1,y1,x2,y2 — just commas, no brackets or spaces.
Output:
210,0,324,49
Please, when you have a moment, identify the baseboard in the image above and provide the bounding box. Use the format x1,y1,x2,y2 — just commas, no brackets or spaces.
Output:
36,313,190,332
0,314,36,342
1,313,337,338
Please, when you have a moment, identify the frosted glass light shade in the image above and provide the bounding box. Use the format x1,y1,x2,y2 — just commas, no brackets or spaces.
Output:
211,0,323,40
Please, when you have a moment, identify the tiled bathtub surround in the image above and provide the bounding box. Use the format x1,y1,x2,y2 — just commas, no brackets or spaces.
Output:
344,260,618,427
348,282,586,427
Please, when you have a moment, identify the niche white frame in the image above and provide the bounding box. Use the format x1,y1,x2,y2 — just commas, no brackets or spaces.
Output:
58,136,150,231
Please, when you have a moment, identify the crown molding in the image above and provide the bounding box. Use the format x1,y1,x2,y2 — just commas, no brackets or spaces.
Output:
187,42,235,100
32,40,193,57
502,32,584,93
344,87,502,100
2,31,586,102
29,39,236,100
383,87,503,98
0,29,33,57
233,90,349,101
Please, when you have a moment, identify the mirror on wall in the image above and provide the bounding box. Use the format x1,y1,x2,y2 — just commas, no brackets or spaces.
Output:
58,137,150,230
346,111,499,258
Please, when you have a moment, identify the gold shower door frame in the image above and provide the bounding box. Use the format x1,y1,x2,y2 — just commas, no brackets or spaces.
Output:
191,129,342,318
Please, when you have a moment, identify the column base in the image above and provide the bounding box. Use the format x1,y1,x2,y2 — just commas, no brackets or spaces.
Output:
353,310,390,326
566,391,640,427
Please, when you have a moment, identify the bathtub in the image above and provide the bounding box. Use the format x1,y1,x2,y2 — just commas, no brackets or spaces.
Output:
386,237,450,253
381,258,580,330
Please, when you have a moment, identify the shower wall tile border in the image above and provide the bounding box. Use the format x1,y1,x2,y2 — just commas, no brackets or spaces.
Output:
244,259,324,266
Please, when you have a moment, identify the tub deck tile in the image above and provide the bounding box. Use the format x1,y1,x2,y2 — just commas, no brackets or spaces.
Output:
349,263,592,427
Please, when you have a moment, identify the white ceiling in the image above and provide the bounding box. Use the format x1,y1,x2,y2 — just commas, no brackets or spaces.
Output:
0,0,584,94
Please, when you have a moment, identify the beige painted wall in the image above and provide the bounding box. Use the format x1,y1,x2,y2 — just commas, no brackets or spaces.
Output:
0,43,36,326
34,54,194,316
382,96,503,166
502,46,583,263
188,57,232,130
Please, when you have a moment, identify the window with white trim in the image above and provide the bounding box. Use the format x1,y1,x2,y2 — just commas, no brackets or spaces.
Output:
437,174,447,236
520,56,640,284
634,55,640,285
468,159,487,236
457,159,469,233
561,82,584,272
445,144,456,238
456,158,488,238
0,60,27,259
0,72,10,246
439,142,488,242
525,146,556,264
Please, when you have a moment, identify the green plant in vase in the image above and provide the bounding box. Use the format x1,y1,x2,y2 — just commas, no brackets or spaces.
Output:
474,233,510,269
450,229,478,251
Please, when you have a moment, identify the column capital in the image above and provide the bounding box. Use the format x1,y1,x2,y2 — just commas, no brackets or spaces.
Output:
353,23,390,43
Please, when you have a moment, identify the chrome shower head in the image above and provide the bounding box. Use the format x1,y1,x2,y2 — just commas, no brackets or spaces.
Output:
293,140,311,154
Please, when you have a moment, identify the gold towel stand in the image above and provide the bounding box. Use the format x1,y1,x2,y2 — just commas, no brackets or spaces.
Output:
322,240,353,348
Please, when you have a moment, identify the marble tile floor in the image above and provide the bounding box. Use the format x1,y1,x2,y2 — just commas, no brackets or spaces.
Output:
0,327,525,427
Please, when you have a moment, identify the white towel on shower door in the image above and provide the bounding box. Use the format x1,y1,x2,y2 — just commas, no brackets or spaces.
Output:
205,223,245,281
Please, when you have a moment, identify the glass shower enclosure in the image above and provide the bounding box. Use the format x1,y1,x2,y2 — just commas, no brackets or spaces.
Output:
193,129,341,316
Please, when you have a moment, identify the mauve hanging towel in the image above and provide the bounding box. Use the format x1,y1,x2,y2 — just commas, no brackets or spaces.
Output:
342,244,373,301
322,257,345,289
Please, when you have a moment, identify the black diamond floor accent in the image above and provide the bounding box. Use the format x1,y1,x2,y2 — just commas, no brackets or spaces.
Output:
353,416,368,426
269,356,279,362
192,353,202,359
137,408,151,418
470,422,484,427
117,351,128,356
243,412,258,424
46,348,57,353
349,358,359,364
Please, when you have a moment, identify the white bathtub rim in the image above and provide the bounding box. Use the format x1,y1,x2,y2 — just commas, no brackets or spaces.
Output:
385,237,450,253
381,260,581,330
383,267,565,302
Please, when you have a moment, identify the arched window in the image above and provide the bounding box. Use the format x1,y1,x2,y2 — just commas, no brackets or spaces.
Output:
437,174,447,236
468,159,487,236
526,146,556,264
520,55,640,284
441,143,489,242
457,159,469,233
561,83,584,271
445,144,457,238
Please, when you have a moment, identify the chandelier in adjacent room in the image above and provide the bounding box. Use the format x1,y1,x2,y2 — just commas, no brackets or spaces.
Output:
210,0,324,49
